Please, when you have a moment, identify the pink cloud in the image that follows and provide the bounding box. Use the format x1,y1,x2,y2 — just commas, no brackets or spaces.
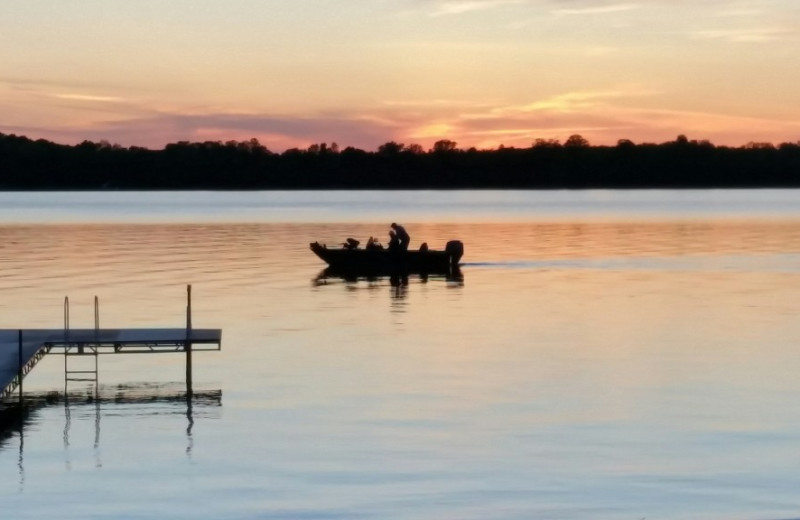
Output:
2,96,798,152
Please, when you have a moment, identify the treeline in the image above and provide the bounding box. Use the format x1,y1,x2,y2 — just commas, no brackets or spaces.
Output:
1,132,799,189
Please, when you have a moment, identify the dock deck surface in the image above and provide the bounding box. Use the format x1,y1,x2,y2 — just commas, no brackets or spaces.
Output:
0,328,221,401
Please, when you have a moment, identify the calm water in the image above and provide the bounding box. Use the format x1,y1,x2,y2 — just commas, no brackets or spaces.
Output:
2,190,800,520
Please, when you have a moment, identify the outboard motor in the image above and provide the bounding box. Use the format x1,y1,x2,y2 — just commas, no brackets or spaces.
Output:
445,240,464,267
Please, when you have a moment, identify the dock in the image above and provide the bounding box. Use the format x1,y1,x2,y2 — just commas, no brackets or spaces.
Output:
0,286,221,406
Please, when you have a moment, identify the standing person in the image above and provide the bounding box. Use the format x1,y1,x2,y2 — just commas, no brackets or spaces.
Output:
387,230,400,252
390,223,410,251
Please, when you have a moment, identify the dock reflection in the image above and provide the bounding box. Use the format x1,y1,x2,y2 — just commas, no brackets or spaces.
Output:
1,383,221,486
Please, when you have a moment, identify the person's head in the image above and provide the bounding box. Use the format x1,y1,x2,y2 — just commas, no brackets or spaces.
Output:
391,222,398,230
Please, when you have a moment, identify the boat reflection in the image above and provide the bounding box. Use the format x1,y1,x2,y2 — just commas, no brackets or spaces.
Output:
313,265,464,286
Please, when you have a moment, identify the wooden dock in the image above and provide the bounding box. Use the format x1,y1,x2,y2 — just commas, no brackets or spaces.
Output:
1,328,222,402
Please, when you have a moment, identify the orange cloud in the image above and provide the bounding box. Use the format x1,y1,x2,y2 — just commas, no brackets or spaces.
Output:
2,82,798,152
53,93,125,103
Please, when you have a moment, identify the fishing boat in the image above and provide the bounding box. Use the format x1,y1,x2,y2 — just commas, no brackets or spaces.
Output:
309,239,464,276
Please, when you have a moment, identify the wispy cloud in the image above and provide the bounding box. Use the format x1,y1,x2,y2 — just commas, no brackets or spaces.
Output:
552,3,640,16
53,93,125,103
1,76,106,91
393,86,800,149
716,8,761,18
692,26,795,42
4,99,798,152
1,111,401,151
429,0,527,16
2,83,797,151
420,103,800,149
491,87,658,114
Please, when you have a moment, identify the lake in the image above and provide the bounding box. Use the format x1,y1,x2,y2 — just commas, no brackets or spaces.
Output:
2,189,800,520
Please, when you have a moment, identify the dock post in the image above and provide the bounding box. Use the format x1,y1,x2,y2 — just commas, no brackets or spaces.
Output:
17,330,23,406
93,296,100,389
64,296,69,391
185,284,193,397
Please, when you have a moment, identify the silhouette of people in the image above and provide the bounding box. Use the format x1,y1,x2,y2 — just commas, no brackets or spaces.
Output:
388,230,400,252
390,273,408,288
343,237,360,250
390,223,410,251
366,236,381,250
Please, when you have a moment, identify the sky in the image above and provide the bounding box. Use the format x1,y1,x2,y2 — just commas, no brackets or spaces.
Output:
1,0,799,151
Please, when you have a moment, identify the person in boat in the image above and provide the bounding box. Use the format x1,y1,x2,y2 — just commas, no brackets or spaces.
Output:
388,230,400,252
343,238,360,250
366,236,382,250
390,222,410,251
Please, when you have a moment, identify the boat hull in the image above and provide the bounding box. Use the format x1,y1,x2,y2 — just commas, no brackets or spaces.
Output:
310,241,463,276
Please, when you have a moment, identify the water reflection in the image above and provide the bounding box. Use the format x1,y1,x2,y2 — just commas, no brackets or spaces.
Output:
389,273,408,289
63,397,71,471
390,274,409,310
93,396,101,468
61,389,103,470
186,397,194,458
312,268,465,318
4,213,800,518
17,417,23,492
1,384,221,488
313,266,464,286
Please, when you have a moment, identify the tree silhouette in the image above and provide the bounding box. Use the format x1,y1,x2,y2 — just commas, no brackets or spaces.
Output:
377,141,404,155
564,134,589,148
432,139,458,153
0,131,799,189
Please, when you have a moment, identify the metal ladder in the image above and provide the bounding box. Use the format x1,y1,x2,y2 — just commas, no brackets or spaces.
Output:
63,296,100,387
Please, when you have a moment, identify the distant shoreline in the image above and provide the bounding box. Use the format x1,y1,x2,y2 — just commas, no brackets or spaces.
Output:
2,133,798,190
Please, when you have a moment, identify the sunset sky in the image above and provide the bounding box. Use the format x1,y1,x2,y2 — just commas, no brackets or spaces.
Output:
1,0,799,151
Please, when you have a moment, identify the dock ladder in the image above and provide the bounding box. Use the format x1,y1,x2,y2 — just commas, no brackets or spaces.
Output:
63,296,100,388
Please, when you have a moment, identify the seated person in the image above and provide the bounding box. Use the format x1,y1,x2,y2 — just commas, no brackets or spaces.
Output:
343,238,360,250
